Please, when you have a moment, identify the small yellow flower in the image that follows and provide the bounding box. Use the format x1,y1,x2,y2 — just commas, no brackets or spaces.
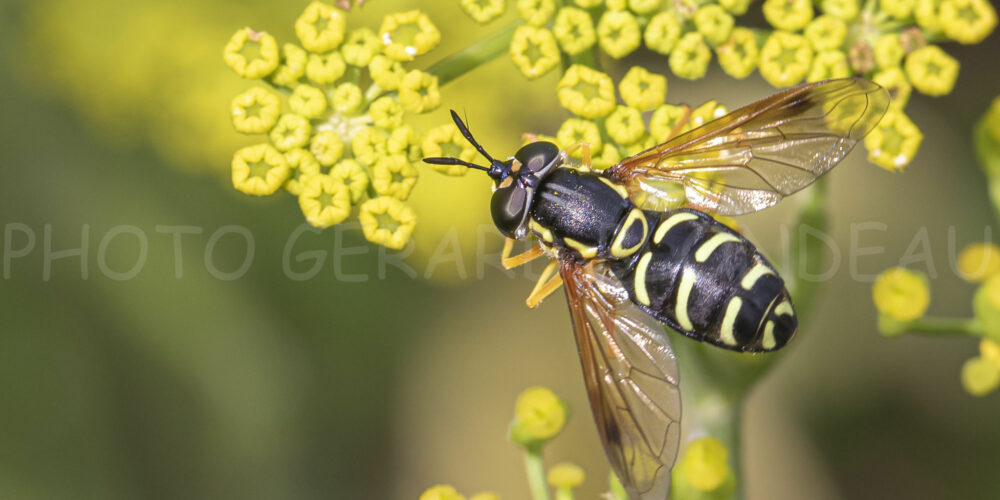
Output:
821,0,860,20
556,119,603,158
957,243,1000,282
359,196,417,249
619,66,667,112
592,144,622,170
575,0,603,7
341,28,381,67
331,158,369,202
873,68,913,110
306,52,347,85
915,0,945,31
289,84,327,119
295,1,347,53
939,0,997,44
232,143,291,196
519,0,557,26
462,0,506,24
694,5,735,46
650,104,691,142
872,267,930,321
716,27,759,79
597,10,641,59
310,130,345,166
512,386,567,442
759,31,812,88
419,485,465,500
352,126,388,165
874,34,905,69
689,100,727,129
606,106,646,145
223,28,280,79
670,33,712,80
625,0,658,14
398,70,441,113
387,125,417,158
284,149,322,196
270,113,312,152
719,0,752,14
380,10,441,62
422,123,477,175
905,45,959,96
671,437,734,496
553,7,597,56
807,50,851,82
976,275,1000,340
299,174,352,228
369,55,406,91
370,96,404,129
557,65,617,119
865,110,923,171
509,26,561,79
643,11,682,55
881,0,916,19
764,0,814,31
961,356,1000,396
548,462,585,490
981,339,1000,366
332,82,363,114
371,155,418,200
231,86,282,134
804,15,847,52
271,44,309,87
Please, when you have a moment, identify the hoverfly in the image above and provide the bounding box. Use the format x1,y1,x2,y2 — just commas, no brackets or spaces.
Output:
423,78,889,499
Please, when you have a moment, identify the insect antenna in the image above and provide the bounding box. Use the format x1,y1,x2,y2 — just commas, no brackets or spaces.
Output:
449,109,499,165
421,156,491,172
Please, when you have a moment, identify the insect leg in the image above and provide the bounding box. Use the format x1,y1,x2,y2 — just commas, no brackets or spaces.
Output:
563,142,592,169
525,259,564,308
501,237,544,270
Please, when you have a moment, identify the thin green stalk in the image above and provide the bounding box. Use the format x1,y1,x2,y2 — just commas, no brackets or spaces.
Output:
905,316,981,336
524,447,551,500
426,20,523,87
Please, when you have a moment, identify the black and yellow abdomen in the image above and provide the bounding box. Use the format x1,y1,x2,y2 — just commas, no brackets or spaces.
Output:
610,209,796,352
529,168,796,353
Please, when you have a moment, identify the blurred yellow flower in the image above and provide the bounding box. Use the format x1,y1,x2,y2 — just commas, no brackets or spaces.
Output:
553,7,597,56
468,493,500,500
352,127,388,166
284,149,322,196
368,55,406,91
719,0,752,15
874,34,905,70
650,104,691,142
380,10,441,61
509,26,561,79
370,96,404,129
231,86,282,134
272,44,309,87
606,106,646,145
716,27,758,79
671,437,734,497
298,175,352,228
821,0,859,20
332,82,363,113
644,11,682,55
331,159,370,202
341,28,381,67
371,155,419,200
807,50,851,82
359,196,417,249
961,356,1000,396
694,5,735,46
310,130,345,166
306,52,347,85
939,0,997,44
557,119,603,158
513,386,567,442
865,110,923,171
398,70,441,113
270,113,313,152
223,27,280,79
462,0,506,24
597,10,641,59
957,243,1000,282
548,462,586,489
881,0,916,19
873,68,913,110
289,84,328,119
519,0,557,26
759,31,812,87
872,267,930,321
764,0,814,31
419,485,466,500
619,66,667,112
905,45,959,96
804,15,847,52
232,144,291,196
557,65,616,119
670,33,712,80
981,339,1000,366
295,1,347,53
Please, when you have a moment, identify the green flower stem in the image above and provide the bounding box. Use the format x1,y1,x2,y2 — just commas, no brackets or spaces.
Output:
973,118,1000,222
904,316,981,336
426,20,523,87
554,487,574,500
523,447,551,500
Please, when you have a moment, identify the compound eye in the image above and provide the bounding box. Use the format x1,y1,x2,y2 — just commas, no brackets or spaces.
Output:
514,141,559,174
490,183,527,238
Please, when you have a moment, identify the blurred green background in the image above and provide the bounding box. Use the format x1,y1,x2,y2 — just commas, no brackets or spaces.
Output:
1,1,999,499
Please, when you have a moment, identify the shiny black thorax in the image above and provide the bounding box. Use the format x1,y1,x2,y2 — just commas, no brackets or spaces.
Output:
530,168,633,257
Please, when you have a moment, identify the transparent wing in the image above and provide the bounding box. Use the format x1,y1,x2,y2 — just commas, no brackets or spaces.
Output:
609,78,890,215
560,259,681,500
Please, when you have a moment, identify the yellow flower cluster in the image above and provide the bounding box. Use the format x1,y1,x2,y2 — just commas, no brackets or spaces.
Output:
756,0,996,172
874,242,1000,397
223,2,448,249
419,485,499,500
670,437,735,500
545,64,726,173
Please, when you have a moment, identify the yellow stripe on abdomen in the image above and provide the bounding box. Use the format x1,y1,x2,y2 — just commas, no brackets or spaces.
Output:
694,232,741,263
675,268,696,331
